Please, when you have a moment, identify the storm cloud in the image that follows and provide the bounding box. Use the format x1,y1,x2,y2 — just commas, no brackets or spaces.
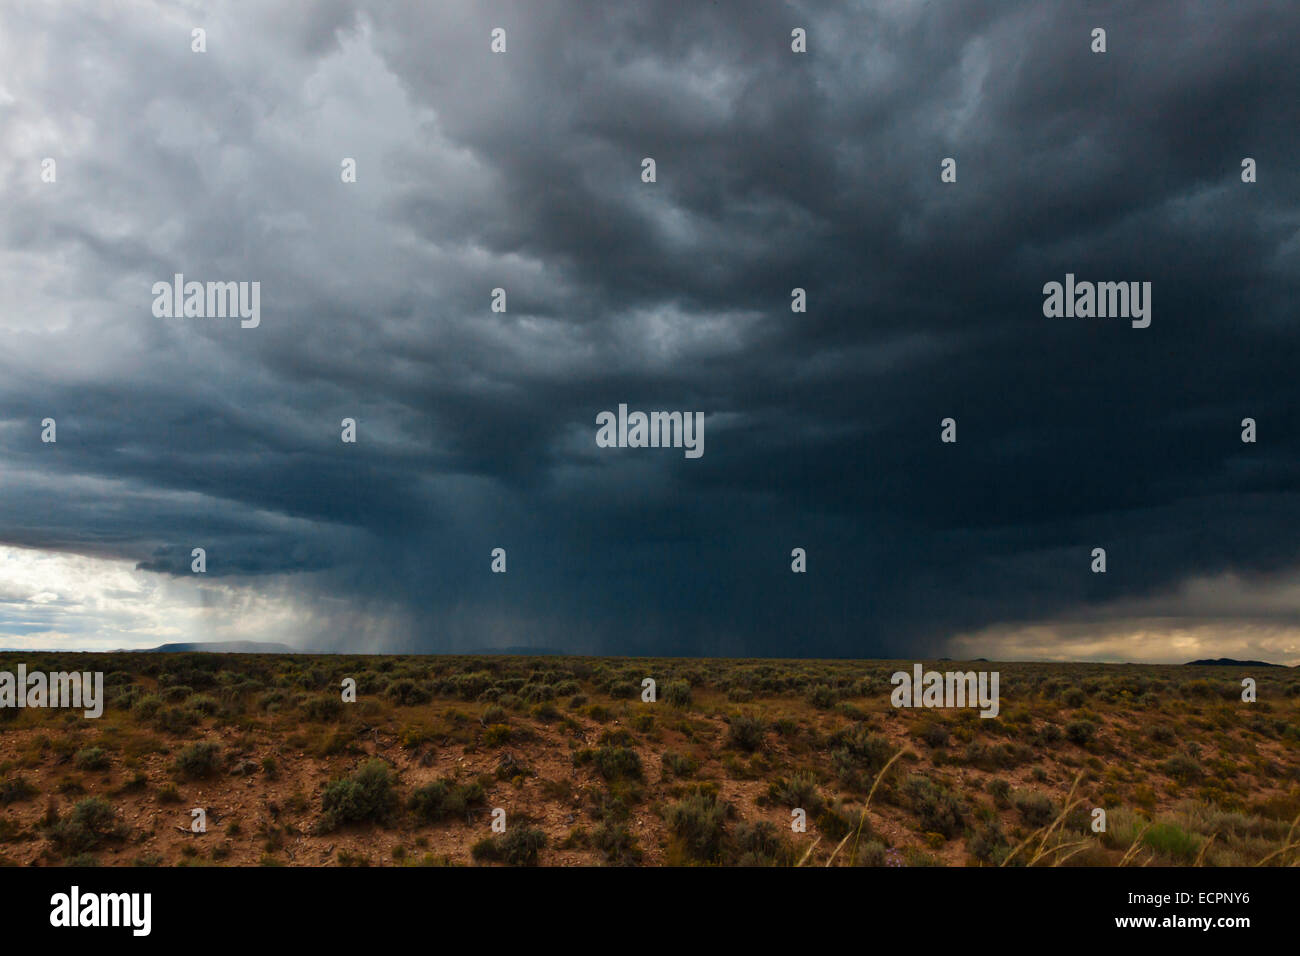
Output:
1,1,1299,660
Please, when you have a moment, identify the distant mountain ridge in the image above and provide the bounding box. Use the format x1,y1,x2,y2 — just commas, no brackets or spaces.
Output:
137,641,299,654
1185,657,1283,667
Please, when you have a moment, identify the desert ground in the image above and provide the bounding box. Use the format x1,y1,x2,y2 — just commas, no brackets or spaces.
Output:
1,653,1297,866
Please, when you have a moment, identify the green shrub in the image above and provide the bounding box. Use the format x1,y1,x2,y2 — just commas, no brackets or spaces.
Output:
807,684,836,709
1148,724,1177,744
727,714,767,752
48,797,124,854
154,707,200,735
385,679,432,706
592,822,642,864
472,826,547,866
830,725,895,787
302,695,344,722
1160,753,1203,783
815,801,855,842
661,750,698,779
173,742,220,779
521,682,556,704
918,722,950,748
767,772,822,814
1065,719,1097,745
664,680,692,708
320,759,396,829
131,694,163,719
575,745,642,781
0,776,35,804
968,821,1009,864
903,776,964,838
665,788,728,862
853,840,887,866
409,779,486,822
1142,822,1200,862
74,747,110,772
1014,791,1056,828
188,695,220,716
157,783,182,804
987,778,1011,807
731,820,793,865
606,681,638,700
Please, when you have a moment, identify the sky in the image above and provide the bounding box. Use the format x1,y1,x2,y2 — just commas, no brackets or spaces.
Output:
1,0,1298,662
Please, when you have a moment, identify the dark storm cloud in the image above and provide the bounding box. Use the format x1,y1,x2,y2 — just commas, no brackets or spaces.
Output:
1,0,1298,657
